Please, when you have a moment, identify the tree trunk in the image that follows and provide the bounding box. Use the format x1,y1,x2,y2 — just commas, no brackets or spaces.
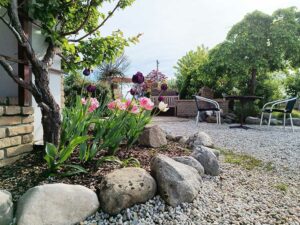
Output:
41,104,61,147
249,68,257,95
31,68,62,147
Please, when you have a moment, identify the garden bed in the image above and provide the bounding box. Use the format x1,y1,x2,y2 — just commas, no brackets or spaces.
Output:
0,141,190,203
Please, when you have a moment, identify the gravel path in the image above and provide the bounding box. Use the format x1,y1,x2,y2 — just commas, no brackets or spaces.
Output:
82,117,300,225
82,163,300,225
154,117,300,174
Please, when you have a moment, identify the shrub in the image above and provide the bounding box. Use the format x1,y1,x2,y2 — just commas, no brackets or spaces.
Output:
64,73,111,107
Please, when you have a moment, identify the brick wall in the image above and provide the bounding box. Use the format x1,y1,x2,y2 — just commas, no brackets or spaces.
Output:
0,106,34,167
176,99,229,117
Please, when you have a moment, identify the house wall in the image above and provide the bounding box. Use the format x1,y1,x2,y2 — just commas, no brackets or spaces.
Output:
0,106,34,167
31,25,64,143
0,19,64,166
0,8,18,100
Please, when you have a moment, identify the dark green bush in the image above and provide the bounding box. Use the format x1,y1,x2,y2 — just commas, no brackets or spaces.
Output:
64,73,111,107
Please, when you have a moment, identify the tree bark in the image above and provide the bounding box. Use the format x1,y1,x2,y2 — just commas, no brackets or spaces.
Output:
249,68,257,95
41,106,61,146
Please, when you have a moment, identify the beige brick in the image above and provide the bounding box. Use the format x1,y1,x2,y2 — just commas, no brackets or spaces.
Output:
6,125,33,136
22,116,34,124
0,136,22,148
0,116,22,126
0,106,3,116
4,106,21,115
0,154,27,167
6,144,33,157
22,107,34,115
0,150,4,159
22,134,34,144
0,128,6,138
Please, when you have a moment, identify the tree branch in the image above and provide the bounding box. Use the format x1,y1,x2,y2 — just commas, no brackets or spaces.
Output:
0,56,38,95
60,0,94,36
7,0,38,67
42,41,56,65
68,0,122,42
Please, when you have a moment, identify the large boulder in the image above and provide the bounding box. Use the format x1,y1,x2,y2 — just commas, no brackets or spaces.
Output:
138,125,167,148
16,183,99,225
189,131,214,148
151,154,202,206
245,116,260,125
173,156,205,176
98,167,156,215
0,190,13,225
191,146,220,176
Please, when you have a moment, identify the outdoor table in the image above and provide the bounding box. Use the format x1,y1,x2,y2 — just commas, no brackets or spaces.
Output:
225,95,263,129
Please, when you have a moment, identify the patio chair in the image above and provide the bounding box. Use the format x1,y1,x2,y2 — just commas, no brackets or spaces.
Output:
260,97,298,132
194,95,221,126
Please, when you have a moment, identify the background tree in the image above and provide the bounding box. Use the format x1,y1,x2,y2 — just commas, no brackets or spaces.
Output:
96,54,130,99
0,0,138,146
206,8,300,96
174,45,209,99
285,69,300,96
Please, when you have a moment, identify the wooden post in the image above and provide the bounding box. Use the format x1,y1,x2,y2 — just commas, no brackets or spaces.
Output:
18,9,32,106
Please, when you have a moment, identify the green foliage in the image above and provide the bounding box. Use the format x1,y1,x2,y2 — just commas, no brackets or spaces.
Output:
98,156,140,168
218,148,263,170
285,70,300,96
174,45,209,99
273,183,288,193
0,0,9,7
44,96,153,174
204,7,300,97
64,73,111,107
23,0,138,73
125,110,152,149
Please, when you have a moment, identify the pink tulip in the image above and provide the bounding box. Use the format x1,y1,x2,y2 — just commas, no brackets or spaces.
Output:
125,100,132,108
88,98,99,112
131,104,140,114
81,98,87,105
139,97,154,111
107,101,116,110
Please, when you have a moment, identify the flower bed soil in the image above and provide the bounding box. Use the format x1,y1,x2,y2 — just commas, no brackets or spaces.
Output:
0,142,190,203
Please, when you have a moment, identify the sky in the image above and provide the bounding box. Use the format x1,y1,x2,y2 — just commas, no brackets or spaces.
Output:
102,0,300,79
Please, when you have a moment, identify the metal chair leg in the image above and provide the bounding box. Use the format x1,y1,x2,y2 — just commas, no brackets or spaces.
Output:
219,112,221,125
290,113,294,132
196,111,199,126
260,112,264,126
283,113,286,130
268,113,272,128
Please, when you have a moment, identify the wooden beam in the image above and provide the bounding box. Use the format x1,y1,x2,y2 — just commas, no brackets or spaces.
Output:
18,11,32,106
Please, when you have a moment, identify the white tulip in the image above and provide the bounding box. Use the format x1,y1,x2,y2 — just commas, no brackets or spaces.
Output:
158,101,169,112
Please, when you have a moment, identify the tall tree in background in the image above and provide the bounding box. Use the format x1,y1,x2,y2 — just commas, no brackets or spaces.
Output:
0,0,138,146
96,54,130,99
206,8,300,96
174,46,209,99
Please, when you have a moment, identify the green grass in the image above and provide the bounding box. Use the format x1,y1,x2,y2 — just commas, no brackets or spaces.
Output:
274,183,288,193
217,148,263,170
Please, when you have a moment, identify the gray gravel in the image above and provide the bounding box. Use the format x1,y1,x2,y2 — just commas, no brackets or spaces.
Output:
81,117,300,225
154,117,300,174
81,163,300,225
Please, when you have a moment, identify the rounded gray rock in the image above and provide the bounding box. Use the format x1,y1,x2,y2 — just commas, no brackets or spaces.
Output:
16,183,99,225
173,156,205,176
0,190,13,225
138,125,167,147
99,167,157,215
151,154,202,207
191,146,220,176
